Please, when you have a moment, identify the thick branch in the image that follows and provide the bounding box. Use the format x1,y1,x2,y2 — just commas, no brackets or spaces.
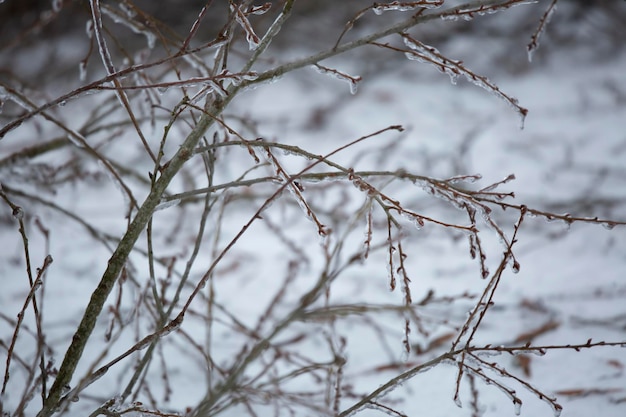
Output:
36,106,218,417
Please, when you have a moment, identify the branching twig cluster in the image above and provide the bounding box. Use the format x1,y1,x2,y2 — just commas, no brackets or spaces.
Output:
0,1,624,417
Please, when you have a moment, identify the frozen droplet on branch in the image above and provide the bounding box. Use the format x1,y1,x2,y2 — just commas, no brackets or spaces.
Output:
161,314,183,336
65,133,85,148
85,19,94,38
12,206,24,220
402,38,460,85
530,347,546,357
155,198,181,211
349,79,359,95
32,278,44,292
602,221,616,230
312,64,361,95
399,210,424,231
78,61,88,81
446,174,482,185
227,71,259,87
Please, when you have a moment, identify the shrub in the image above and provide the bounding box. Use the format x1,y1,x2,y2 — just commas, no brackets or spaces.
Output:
1,1,624,416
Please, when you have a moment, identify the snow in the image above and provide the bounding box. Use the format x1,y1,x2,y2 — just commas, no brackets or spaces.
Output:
1,4,625,417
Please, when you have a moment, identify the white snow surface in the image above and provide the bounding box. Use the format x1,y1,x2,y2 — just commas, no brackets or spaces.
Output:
1,7,625,417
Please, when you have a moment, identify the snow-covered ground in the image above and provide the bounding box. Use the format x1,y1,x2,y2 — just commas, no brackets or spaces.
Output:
1,2,625,417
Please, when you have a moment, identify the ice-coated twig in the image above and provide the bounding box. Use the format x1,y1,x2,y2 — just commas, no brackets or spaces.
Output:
461,361,524,415
264,146,330,237
245,0,535,90
0,83,139,210
89,0,116,75
1,246,52,397
335,1,444,47
472,339,626,354
182,125,406,339
1,1,529,140
337,353,451,417
0,37,227,139
396,241,413,356
373,0,444,15
248,2,272,15
239,0,295,74
89,0,158,162
465,204,490,278
527,0,558,62
440,0,536,21
231,2,261,50
452,234,517,350
475,200,626,229
387,216,398,291
180,2,211,51
400,35,528,128
55,313,184,413
100,3,156,49
468,352,563,417
477,174,516,193
363,201,374,260
313,64,362,95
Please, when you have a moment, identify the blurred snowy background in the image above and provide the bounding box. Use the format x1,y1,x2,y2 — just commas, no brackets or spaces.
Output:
1,1,625,417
